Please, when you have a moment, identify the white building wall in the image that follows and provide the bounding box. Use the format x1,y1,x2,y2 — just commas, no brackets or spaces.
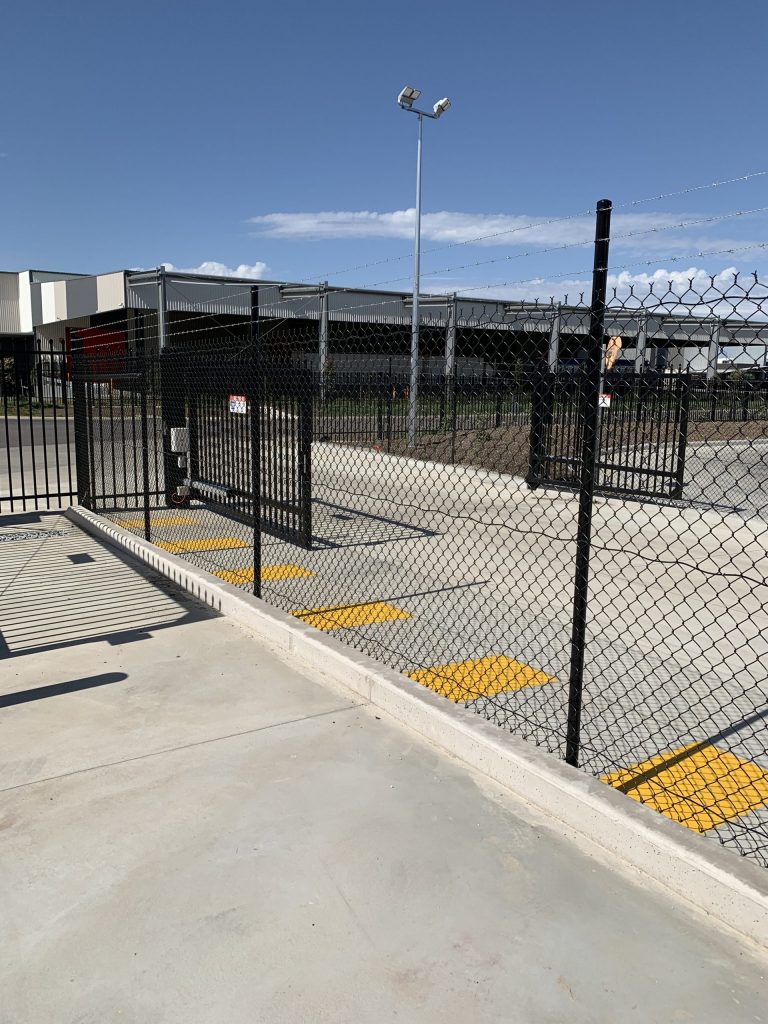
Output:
40,282,60,325
18,272,33,332
35,315,89,345
96,272,125,312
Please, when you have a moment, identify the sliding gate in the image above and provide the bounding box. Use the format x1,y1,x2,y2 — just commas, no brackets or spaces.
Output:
182,352,312,548
528,370,690,500
74,346,313,549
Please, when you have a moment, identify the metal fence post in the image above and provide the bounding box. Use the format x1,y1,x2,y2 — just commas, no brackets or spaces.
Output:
160,349,187,506
450,370,459,464
444,292,458,429
299,380,313,548
672,372,690,501
157,268,186,506
376,373,385,441
318,282,329,404
250,285,262,598
526,369,547,488
139,364,152,540
71,347,91,509
386,361,393,451
565,198,612,768
137,316,152,541
494,374,503,428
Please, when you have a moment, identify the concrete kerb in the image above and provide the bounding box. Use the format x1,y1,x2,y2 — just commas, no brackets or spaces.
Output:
64,504,768,953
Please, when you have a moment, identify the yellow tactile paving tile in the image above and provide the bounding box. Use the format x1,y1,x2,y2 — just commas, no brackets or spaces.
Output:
602,743,768,832
213,564,315,584
115,514,196,528
408,655,555,703
292,601,411,631
156,536,249,554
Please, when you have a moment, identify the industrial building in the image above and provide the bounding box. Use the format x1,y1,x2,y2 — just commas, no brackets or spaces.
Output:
2,266,767,381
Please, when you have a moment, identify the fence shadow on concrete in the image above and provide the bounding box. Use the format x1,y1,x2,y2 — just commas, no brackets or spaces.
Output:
0,511,214,661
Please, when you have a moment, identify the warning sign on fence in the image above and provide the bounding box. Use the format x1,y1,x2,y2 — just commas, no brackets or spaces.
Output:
599,393,612,408
229,394,247,414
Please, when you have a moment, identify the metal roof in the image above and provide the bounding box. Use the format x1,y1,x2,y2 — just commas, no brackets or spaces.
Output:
25,267,768,347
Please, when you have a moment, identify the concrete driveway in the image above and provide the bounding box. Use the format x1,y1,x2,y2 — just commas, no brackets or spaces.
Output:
100,441,768,862
1,512,767,1022
683,438,768,518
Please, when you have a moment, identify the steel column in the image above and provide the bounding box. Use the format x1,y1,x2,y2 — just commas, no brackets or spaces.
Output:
707,320,721,381
445,293,458,379
157,266,168,353
548,304,561,373
635,315,648,373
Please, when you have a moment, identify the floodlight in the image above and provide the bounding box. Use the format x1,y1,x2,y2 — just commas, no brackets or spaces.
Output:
398,86,421,108
403,295,452,308
504,304,554,317
397,85,453,450
279,284,324,298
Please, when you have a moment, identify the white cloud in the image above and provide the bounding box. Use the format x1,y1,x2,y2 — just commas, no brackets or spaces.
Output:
248,209,763,256
248,208,613,246
161,260,269,278
441,265,767,319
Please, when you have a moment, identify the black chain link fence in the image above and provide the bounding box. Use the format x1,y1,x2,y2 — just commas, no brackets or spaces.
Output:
55,205,768,867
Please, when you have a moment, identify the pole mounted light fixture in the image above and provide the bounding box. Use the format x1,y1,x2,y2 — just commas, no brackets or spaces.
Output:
402,295,452,308
503,304,555,317
279,284,328,298
397,86,421,108
397,84,452,448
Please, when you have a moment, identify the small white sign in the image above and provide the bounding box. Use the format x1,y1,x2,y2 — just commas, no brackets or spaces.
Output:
599,393,612,408
229,394,247,414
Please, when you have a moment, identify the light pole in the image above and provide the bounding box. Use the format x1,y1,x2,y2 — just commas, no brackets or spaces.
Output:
398,86,451,449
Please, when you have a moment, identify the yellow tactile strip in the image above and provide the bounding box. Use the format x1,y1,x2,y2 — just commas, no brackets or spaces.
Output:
602,743,768,832
156,536,249,554
408,655,555,703
292,601,411,631
115,514,196,528
214,564,315,585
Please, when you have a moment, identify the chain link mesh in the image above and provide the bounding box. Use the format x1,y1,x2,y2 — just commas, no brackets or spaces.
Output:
65,266,768,866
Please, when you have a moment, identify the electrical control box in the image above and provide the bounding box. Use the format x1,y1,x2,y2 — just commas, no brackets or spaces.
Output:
170,427,189,453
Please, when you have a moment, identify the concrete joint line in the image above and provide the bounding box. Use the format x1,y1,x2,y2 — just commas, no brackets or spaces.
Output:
65,505,768,954
0,702,364,795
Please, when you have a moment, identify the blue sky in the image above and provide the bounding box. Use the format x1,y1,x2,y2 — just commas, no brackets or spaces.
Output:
2,0,768,303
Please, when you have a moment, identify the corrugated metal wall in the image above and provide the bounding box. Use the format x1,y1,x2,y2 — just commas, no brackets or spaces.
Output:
0,273,21,334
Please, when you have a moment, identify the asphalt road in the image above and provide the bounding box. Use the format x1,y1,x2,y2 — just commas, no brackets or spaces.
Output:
2,416,76,450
